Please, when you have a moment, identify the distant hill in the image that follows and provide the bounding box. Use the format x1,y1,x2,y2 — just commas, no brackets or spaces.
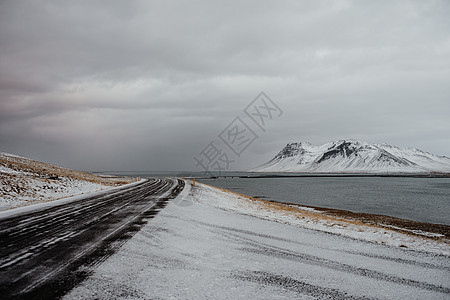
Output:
250,140,450,173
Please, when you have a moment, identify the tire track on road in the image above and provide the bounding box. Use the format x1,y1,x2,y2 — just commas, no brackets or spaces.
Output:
0,178,184,299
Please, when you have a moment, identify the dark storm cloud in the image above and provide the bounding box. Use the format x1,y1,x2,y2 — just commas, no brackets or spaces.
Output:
1,0,450,171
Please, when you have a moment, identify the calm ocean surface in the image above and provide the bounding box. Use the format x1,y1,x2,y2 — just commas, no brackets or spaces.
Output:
108,171,450,225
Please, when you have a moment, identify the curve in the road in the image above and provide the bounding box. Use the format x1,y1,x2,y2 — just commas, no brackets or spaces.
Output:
0,177,184,299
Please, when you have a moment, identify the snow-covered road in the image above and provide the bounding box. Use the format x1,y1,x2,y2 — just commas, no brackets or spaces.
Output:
65,181,450,299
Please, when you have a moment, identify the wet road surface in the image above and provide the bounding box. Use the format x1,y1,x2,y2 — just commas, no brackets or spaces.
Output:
0,178,184,299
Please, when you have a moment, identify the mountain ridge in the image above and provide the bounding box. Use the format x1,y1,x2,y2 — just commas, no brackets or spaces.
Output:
251,140,450,173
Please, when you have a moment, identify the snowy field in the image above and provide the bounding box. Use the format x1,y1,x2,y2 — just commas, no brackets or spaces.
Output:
65,181,450,299
0,152,137,210
0,171,113,210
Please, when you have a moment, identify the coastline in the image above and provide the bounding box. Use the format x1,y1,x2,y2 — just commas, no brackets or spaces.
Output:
197,181,450,253
211,172,450,179
198,175,450,231
66,179,450,299
283,202,450,239
252,197,450,240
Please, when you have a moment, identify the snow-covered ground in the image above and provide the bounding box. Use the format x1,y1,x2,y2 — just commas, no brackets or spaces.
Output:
0,152,138,210
65,181,450,299
0,171,113,210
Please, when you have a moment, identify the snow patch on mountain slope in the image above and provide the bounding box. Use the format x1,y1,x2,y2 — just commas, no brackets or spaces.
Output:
251,140,450,173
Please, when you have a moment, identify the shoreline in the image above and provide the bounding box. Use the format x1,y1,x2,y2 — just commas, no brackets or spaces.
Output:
260,198,450,239
198,181,450,245
199,172,450,179
66,179,450,299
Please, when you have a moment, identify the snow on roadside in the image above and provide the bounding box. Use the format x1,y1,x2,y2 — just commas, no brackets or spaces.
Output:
0,152,138,211
65,180,450,300
0,178,147,220
195,182,450,255
0,170,113,210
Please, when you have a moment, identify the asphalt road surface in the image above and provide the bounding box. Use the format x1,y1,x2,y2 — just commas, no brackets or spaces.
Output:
0,178,184,299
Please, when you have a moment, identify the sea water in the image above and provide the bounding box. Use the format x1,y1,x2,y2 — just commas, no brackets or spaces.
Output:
107,171,450,225
199,176,450,225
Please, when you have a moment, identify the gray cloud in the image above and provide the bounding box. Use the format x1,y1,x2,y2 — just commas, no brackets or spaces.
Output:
1,0,450,171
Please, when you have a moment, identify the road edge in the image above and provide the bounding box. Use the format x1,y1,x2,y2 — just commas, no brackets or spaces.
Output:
0,179,148,220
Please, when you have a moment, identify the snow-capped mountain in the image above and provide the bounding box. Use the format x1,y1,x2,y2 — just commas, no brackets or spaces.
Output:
251,140,450,173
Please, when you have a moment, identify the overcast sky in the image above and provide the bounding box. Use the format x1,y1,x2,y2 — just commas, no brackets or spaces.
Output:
1,0,449,172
